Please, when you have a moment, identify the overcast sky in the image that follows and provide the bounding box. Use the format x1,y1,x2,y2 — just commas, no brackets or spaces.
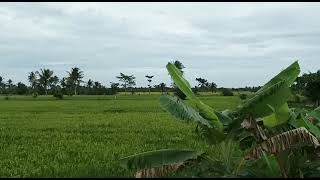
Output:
0,2,319,88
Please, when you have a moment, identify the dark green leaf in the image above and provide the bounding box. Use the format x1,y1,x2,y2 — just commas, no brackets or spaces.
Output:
159,95,212,128
256,61,300,94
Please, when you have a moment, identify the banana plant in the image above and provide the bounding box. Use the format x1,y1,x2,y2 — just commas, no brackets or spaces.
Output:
120,60,320,178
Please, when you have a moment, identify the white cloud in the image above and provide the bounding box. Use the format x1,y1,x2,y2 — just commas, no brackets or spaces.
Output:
0,2,319,88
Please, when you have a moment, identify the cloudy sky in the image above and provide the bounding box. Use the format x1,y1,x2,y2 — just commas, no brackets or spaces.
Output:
0,2,319,88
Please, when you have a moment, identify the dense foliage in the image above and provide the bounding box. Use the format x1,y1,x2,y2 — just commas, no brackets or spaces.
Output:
221,88,234,96
120,61,320,178
292,70,320,106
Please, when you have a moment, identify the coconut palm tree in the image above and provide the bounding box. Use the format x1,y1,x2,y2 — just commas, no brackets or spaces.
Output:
93,81,102,95
87,79,93,88
67,67,84,95
7,79,13,89
86,79,93,95
28,71,39,96
49,75,60,92
38,69,54,95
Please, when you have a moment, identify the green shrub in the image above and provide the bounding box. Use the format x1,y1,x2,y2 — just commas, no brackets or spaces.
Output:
239,93,247,100
221,88,234,96
32,93,38,98
120,61,320,178
53,88,63,100
53,92,63,100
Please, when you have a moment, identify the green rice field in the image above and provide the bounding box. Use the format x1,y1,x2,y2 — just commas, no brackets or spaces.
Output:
0,94,241,177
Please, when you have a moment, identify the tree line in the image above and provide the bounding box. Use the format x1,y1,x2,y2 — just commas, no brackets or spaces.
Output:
0,61,216,97
1,61,319,104
291,70,320,106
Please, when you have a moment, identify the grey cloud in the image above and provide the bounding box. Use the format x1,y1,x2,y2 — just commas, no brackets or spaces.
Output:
0,2,319,88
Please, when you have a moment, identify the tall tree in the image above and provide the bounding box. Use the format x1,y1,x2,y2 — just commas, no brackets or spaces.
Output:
0,76,4,94
110,82,119,95
6,79,13,95
93,81,104,95
174,60,185,73
87,79,93,89
49,76,60,93
195,78,209,90
86,79,93,95
7,79,13,89
60,77,72,96
173,60,187,100
305,79,320,107
209,82,217,93
293,70,320,106
67,67,84,95
160,82,166,95
116,73,136,94
28,71,39,96
16,82,28,95
145,75,154,94
38,69,54,95
94,81,102,88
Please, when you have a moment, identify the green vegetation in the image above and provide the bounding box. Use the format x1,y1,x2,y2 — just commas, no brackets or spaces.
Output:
0,94,240,177
239,93,247,100
221,88,234,96
172,60,187,100
0,59,319,178
116,73,136,95
120,61,320,178
292,70,320,107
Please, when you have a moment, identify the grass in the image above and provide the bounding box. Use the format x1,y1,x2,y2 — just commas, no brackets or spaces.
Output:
0,94,241,177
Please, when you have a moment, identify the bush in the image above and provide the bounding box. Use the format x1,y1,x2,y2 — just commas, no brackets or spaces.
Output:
239,93,247,100
53,88,63,100
305,79,320,107
53,92,63,100
106,88,118,95
32,93,38,98
4,96,9,100
221,88,234,96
